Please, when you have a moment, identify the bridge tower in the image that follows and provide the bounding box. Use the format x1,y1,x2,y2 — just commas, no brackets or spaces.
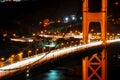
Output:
82,0,107,80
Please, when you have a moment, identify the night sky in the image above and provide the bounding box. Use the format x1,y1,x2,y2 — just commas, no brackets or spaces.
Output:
0,0,119,33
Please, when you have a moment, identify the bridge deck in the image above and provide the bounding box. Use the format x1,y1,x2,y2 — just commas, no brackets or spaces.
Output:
0,39,120,79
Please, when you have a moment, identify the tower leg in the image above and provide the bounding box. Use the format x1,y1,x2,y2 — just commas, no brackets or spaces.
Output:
82,48,107,80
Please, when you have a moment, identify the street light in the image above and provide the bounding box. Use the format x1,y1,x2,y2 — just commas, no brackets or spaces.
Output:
60,43,64,48
42,47,46,53
8,54,15,64
64,17,69,23
115,1,119,6
18,52,23,61
71,15,76,21
0,57,5,67
8,57,14,64
65,17,69,21
35,48,39,55
1,57,5,61
28,50,32,57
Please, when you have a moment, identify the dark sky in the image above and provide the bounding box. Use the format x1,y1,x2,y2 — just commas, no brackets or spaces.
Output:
0,0,119,33
0,0,82,31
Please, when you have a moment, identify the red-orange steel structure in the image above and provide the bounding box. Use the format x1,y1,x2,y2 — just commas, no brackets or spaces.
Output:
82,0,107,80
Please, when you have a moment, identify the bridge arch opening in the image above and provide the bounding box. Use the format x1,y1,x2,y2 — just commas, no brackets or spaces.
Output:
89,22,101,33
88,0,101,12
89,22,101,42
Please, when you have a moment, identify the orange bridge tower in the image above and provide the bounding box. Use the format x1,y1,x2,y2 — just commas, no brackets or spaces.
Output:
82,0,107,80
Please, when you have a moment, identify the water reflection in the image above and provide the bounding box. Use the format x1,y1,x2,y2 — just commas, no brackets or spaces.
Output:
44,70,64,80
32,69,81,80
32,70,64,80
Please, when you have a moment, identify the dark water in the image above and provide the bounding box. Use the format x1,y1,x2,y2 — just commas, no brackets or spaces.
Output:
26,66,120,80
24,64,120,80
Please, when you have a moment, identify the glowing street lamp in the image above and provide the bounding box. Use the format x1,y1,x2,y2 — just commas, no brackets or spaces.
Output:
28,50,32,57
35,48,39,55
60,43,64,48
32,33,36,36
42,47,46,53
0,57,5,66
1,57,5,61
0,62,3,67
71,15,76,20
65,17,68,20
115,1,119,6
9,57,14,64
64,17,69,23
18,52,23,61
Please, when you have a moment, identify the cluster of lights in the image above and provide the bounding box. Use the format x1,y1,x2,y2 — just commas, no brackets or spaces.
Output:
64,15,76,23
0,0,22,2
63,15,82,23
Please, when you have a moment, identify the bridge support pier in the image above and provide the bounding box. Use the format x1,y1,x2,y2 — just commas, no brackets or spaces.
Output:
18,52,23,61
82,49,107,80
